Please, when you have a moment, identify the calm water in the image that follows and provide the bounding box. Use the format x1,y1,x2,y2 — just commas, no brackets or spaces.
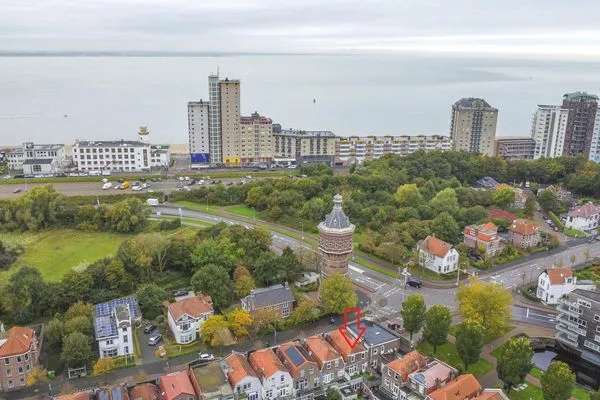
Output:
1,54,600,145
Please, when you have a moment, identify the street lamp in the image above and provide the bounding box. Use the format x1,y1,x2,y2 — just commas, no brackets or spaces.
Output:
399,267,411,287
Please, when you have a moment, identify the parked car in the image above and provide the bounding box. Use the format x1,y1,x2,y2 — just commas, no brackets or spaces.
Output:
148,334,162,346
143,324,156,334
102,182,112,190
198,353,215,362
406,278,423,289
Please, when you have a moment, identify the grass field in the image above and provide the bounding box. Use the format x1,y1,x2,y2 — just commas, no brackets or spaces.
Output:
0,229,129,281
417,340,493,377
224,204,257,218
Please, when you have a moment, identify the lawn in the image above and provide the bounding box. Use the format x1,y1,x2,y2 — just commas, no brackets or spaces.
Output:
564,227,586,238
164,340,205,358
224,204,257,218
0,229,129,282
508,384,543,400
417,341,493,377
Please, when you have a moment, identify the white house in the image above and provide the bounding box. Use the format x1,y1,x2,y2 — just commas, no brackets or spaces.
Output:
536,267,595,305
417,236,459,274
73,139,170,173
565,203,600,232
5,142,70,175
167,294,214,344
248,348,294,400
94,297,141,359
224,352,263,400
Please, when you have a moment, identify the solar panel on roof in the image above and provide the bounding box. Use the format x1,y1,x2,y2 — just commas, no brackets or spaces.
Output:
286,346,305,366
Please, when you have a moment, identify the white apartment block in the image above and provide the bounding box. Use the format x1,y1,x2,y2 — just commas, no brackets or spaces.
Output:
73,140,170,172
220,78,241,165
450,98,498,156
240,112,274,165
208,74,223,164
531,105,569,159
5,142,70,175
94,297,141,359
273,130,336,166
188,100,210,166
335,135,451,164
588,106,600,163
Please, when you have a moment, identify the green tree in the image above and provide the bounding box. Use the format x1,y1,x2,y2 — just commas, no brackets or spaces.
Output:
61,332,93,368
136,284,168,320
191,264,233,310
457,279,511,338
320,273,357,314
496,336,533,391
64,315,93,337
191,238,237,273
105,198,147,233
430,212,460,244
279,247,302,282
423,305,451,353
253,252,286,286
64,301,93,322
429,188,459,216
493,186,516,208
326,388,343,400
395,184,423,207
541,361,575,400
538,190,561,214
590,390,600,400
400,294,426,340
15,185,65,230
455,322,484,371
524,195,536,217
1,266,50,323
234,269,256,298
44,318,64,350
165,238,195,272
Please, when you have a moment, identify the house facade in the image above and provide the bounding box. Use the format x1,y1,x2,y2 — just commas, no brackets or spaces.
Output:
304,336,346,385
241,283,295,318
248,348,294,400
224,352,262,400
276,341,320,398
325,329,368,377
463,222,503,257
508,219,541,249
167,295,214,344
0,326,40,392
566,203,600,232
417,236,459,274
346,321,402,370
537,267,595,305
94,297,141,359
380,351,428,399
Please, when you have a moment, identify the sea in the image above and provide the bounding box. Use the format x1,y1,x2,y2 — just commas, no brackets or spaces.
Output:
1,53,600,145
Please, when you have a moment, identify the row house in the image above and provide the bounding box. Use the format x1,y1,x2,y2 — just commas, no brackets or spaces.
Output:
304,336,346,385
463,222,503,257
224,352,262,400
276,341,319,399
248,348,294,399
380,351,428,399
346,321,402,370
325,329,369,376
508,219,541,249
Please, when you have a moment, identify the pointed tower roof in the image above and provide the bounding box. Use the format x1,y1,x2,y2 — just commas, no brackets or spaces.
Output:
318,194,355,233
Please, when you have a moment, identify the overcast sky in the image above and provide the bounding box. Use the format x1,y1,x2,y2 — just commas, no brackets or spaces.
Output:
2,0,600,58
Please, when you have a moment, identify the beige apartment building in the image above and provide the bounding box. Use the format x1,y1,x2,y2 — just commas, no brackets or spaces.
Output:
273,129,336,166
219,78,241,165
450,98,498,156
240,112,274,164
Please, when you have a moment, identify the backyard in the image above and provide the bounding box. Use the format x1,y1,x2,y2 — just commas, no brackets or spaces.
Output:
416,341,493,377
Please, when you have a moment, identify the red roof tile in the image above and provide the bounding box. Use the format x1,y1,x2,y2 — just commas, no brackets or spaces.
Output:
488,208,516,223
420,236,451,258
304,336,341,367
248,348,286,380
428,374,481,400
545,267,573,285
386,351,428,382
159,371,196,400
509,219,538,236
225,352,258,387
129,383,160,400
326,329,366,359
0,326,36,358
167,295,213,321
568,203,600,218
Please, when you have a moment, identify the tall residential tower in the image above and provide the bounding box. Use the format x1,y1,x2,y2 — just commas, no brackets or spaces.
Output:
219,78,241,165
187,100,210,166
531,105,569,159
450,98,498,156
562,92,599,158
208,74,222,164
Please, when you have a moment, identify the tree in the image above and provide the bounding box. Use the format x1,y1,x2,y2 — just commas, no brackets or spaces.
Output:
493,186,516,208
496,336,533,391
191,238,237,273
279,247,303,282
136,284,168,320
590,390,600,400
14,186,64,230
191,264,233,310
234,271,256,298
429,188,459,216
1,266,50,323
201,315,232,347
524,195,536,217
64,315,93,337
430,212,460,244
326,388,343,400
395,184,423,207
423,305,451,353
252,309,280,334
538,190,561,214
455,322,484,371
457,279,511,338
320,273,357,314
289,298,322,325
226,308,253,339
105,198,147,233
26,367,48,386
44,318,64,349
401,294,426,340
61,332,93,368
64,301,93,321
253,252,286,286
92,357,115,375
541,361,575,400
165,238,194,272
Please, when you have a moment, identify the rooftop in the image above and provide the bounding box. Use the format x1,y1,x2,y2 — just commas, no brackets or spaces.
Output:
277,341,316,378
347,320,399,346
453,98,496,110
304,335,341,367
326,329,366,357
568,202,600,218
224,352,258,387
129,382,160,400
419,235,452,258
544,267,573,285
428,374,482,400
474,176,501,189
190,361,233,396
0,326,36,358
571,289,600,303
167,295,213,321
563,91,599,102
159,371,195,400
94,296,140,339
23,158,54,165
242,283,294,309
386,351,427,382
276,129,336,138
509,219,538,236
409,360,456,389
75,139,149,148
318,194,354,231
248,348,286,380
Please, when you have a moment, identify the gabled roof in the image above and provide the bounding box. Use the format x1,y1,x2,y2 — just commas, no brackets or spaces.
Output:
419,236,452,258
54,392,93,400
488,208,516,223
474,389,508,400
168,295,213,321
159,371,196,400
544,267,573,285
428,374,481,400
568,203,600,218
386,351,428,382
304,335,342,367
276,341,317,379
242,284,294,309
326,329,366,358
509,219,538,236
410,361,456,390
225,352,259,387
129,383,160,400
0,326,36,357
248,348,287,380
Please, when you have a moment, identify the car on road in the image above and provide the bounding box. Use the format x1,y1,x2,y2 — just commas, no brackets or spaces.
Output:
143,324,156,334
198,353,215,362
102,182,112,190
148,334,162,346
12,188,22,193
406,278,423,288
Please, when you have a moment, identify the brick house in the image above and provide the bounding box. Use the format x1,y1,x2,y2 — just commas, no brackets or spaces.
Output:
508,219,540,249
346,320,402,370
463,222,503,257
304,335,346,385
276,341,320,398
241,283,295,318
0,326,40,392
380,351,428,399
325,329,368,377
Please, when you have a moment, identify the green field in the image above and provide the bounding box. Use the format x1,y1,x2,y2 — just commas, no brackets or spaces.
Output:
224,204,257,218
0,229,129,281
417,340,493,377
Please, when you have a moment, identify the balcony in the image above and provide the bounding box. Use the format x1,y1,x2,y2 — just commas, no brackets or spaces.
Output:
557,303,581,318
556,318,587,336
556,331,579,348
